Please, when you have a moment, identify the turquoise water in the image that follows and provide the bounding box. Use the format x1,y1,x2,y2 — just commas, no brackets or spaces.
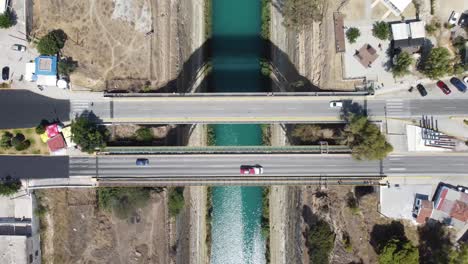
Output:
210,0,266,263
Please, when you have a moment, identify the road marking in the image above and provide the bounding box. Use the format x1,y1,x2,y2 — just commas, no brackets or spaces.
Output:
389,168,406,171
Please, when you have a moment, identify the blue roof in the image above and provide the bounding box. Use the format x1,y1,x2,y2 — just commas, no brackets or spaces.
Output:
35,56,57,76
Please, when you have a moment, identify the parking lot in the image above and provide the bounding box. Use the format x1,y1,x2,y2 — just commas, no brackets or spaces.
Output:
0,0,37,85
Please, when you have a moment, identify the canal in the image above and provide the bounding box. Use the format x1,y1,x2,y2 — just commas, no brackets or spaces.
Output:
210,0,266,263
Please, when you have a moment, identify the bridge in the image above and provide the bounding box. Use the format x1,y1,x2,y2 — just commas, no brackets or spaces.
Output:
71,95,468,124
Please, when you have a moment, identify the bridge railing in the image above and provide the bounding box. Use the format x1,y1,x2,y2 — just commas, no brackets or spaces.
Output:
103,91,370,97
100,145,352,154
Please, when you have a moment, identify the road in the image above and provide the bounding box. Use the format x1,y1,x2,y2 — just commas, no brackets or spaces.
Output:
68,154,468,184
70,96,468,123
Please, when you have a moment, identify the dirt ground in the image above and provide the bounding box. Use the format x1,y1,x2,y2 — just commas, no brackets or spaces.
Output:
36,188,170,264
32,0,204,92
270,0,359,91
299,185,419,264
0,128,49,155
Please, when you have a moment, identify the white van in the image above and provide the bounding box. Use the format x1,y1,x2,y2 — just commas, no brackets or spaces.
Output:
0,0,9,14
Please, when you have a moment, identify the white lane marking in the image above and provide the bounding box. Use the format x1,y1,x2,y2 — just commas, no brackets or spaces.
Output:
389,158,401,161
389,168,407,171
386,99,403,102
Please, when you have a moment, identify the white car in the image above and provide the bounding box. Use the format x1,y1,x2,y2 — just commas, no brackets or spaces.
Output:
329,101,343,108
11,44,26,52
448,11,460,26
464,76,468,85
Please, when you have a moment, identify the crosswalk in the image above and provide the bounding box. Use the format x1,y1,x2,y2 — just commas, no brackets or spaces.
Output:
70,100,93,119
385,99,410,117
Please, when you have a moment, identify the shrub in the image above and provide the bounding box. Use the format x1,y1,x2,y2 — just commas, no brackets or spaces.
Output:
346,27,360,44
35,120,49,135
0,132,13,149
57,57,78,76
168,187,185,217
98,187,154,219
135,127,153,142
283,0,323,28
379,239,419,264
11,133,30,151
306,219,335,264
0,179,22,196
0,11,13,28
36,29,67,55
372,21,390,40
423,47,453,79
392,51,414,77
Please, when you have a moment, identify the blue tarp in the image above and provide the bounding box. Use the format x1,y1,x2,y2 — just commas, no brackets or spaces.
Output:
34,56,57,76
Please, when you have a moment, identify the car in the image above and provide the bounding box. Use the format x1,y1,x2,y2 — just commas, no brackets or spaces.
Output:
448,11,460,26
1,67,9,81
449,77,467,93
136,158,149,166
416,84,428,97
240,165,263,175
329,101,343,108
11,44,26,52
436,80,451,95
463,76,468,85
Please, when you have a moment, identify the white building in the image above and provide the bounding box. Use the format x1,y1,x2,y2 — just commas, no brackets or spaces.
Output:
381,0,412,16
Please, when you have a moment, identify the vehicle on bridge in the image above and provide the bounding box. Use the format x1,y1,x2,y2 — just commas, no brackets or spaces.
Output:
436,80,451,95
240,165,263,175
136,158,149,166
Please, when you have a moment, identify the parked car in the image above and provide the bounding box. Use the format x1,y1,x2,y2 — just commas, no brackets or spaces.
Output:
449,77,467,92
416,84,428,97
436,80,451,95
1,67,9,81
11,44,26,52
448,11,460,26
329,101,343,108
136,158,149,166
463,76,468,85
240,165,263,175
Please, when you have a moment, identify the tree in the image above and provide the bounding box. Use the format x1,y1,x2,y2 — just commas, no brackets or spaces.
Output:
71,117,108,153
0,11,13,28
292,124,335,144
35,119,49,135
283,0,323,29
0,132,13,149
340,114,393,160
135,127,153,142
449,243,468,264
306,219,335,264
11,133,30,151
423,47,453,79
97,187,155,219
36,29,67,55
346,27,360,44
0,179,22,196
372,21,390,40
392,52,414,77
58,57,78,76
168,187,184,217
378,239,419,264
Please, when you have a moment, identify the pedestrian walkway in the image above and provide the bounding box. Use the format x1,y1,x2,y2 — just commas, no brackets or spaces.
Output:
385,99,410,117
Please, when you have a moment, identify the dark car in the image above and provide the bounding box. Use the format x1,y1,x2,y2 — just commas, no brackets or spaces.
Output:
436,80,451,95
416,84,428,97
136,158,149,166
1,67,9,81
449,77,467,93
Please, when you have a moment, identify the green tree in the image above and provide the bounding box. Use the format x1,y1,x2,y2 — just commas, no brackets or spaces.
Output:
168,187,185,217
346,27,360,44
11,133,30,151
0,179,22,196
35,119,49,135
423,47,453,79
449,243,468,264
283,0,323,29
135,127,153,142
341,115,393,160
306,219,335,264
392,52,414,77
36,30,67,55
0,131,13,149
378,239,419,264
58,57,78,76
71,117,108,153
372,21,390,40
0,11,13,28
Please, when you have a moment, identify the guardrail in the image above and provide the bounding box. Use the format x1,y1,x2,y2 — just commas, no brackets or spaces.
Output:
103,91,370,97
101,145,352,154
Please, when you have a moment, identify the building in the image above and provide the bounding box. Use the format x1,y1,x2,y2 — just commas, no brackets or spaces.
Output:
0,190,41,264
414,183,468,241
380,0,412,16
391,21,425,54
25,56,58,86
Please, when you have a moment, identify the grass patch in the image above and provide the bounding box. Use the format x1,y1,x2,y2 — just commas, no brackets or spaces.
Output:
0,128,48,155
262,187,271,263
306,218,335,264
207,125,216,146
346,192,360,215
168,187,185,217
97,187,157,219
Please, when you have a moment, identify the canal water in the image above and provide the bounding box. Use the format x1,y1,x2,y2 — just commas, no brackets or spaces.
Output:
210,0,266,263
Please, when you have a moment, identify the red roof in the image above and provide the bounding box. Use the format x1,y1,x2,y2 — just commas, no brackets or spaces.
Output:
416,200,433,224
46,124,60,138
47,135,66,152
450,200,468,222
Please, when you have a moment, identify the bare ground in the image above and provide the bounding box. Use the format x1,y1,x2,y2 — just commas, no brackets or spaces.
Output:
37,188,170,264
32,0,204,92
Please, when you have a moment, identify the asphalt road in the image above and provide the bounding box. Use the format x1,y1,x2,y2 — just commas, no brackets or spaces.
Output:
0,90,70,128
0,155,69,179
68,154,468,179
71,96,468,123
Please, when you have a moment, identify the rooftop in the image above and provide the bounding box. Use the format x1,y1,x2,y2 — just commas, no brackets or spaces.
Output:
47,134,66,153
34,56,57,76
